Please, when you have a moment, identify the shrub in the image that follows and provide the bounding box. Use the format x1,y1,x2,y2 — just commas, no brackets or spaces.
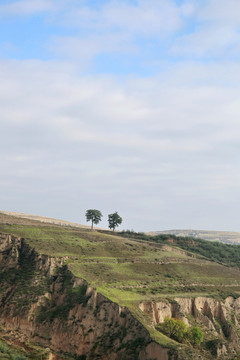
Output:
157,317,204,347
158,317,189,343
190,326,203,346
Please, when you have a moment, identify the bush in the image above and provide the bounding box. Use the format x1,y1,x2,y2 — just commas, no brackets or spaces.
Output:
190,326,203,346
157,317,203,346
157,317,189,343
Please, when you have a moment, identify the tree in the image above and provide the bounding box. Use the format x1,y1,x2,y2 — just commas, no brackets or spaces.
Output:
157,317,203,347
108,212,122,232
85,209,102,230
158,317,189,343
190,326,203,346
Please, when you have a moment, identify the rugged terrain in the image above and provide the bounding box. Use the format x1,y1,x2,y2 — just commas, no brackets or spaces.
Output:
1,212,240,359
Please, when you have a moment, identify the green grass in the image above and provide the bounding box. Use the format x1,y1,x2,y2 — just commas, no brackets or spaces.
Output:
119,230,240,268
1,222,240,301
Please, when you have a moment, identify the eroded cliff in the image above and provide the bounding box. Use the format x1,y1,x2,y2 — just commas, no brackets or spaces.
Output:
140,296,240,358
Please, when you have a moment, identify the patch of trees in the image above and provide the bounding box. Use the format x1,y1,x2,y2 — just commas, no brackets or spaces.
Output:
85,209,122,231
156,317,203,346
119,230,240,268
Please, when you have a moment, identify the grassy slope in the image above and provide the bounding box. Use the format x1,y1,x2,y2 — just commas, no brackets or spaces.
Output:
1,214,240,350
120,231,240,268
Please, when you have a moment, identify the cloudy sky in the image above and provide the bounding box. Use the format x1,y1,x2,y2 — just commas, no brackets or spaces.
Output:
1,0,240,231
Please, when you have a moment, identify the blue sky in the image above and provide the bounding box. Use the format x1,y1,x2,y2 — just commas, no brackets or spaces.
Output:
0,0,220,70
1,0,240,231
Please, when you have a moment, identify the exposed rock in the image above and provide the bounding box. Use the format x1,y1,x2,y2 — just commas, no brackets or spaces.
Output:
139,296,240,359
139,343,169,360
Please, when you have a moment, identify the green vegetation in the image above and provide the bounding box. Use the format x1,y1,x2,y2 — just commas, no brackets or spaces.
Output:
156,317,189,343
0,338,50,360
119,230,240,268
108,212,122,232
190,326,204,346
1,223,240,307
85,209,102,229
156,317,203,346
0,340,28,360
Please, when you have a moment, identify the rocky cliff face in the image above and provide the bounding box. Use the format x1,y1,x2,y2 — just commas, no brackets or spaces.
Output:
140,296,240,358
0,234,174,360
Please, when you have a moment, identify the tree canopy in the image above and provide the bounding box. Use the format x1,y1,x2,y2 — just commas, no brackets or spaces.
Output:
157,317,203,346
108,212,122,231
85,209,103,229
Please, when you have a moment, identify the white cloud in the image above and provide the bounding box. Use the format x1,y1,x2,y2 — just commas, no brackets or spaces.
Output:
1,21,240,230
0,0,57,16
2,0,240,63
63,0,182,36
172,25,240,58
171,0,240,58
50,32,138,64
36,0,240,70
47,0,184,62
1,59,240,151
200,0,240,25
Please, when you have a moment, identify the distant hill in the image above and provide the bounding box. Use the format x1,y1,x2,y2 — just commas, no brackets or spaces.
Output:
148,229,240,244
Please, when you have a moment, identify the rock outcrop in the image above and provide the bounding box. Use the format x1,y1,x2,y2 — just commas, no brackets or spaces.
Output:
139,296,240,358
0,234,172,360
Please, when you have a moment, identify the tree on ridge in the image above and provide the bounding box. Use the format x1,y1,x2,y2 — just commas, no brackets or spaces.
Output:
108,212,122,232
85,209,103,230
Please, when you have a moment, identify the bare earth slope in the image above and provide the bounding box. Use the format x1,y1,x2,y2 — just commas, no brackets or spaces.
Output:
1,212,240,359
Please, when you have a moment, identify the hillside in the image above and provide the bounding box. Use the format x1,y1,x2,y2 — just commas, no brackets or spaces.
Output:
150,229,240,244
1,213,240,359
119,230,240,268
0,210,97,229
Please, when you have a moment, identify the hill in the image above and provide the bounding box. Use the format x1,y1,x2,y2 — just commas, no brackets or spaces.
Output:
150,229,240,244
0,210,98,229
120,230,240,268
1,213,240,359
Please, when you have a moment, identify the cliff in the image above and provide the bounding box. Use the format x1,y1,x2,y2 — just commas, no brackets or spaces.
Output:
0,233,174,360
140,296,240,358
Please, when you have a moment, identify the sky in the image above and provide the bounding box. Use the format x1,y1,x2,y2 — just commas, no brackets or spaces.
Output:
1,0,240,232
